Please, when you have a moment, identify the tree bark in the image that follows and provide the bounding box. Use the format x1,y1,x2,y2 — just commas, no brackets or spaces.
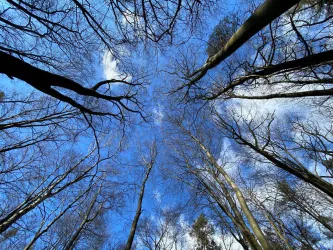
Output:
188,0,301,86
191,135,272,250
0,51,133,116
240,137,333,198
207,50,333,99
199,177,263,250
124,164,153,250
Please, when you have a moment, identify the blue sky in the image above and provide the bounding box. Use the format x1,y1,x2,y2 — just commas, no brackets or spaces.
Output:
1,0,333,249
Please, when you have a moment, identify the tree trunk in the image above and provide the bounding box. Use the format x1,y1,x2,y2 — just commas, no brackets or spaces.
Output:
194,137,272,250
124,165,153,250
188,0,301,85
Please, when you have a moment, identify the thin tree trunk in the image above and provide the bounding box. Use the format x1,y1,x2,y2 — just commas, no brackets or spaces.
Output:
264,212,293,250
192,135,272,250
230,87,333,100
215,115,333,198
63,189,101,250
0,153,95,234
208,50,333,99
124,164,153,250
24,189,91,250
241,138,333,198
194,171,263,250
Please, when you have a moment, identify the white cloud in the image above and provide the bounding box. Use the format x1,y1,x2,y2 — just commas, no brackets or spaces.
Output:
137,213,243,250
102,50,132,81
152,104,164,125
153,190,162,203
213,232,243,250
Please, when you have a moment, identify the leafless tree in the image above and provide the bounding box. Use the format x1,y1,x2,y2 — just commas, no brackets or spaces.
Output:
212,106,333,197
175,0,302,94
164,114,282,250
174,0,333,103
1,0,219,119
137,207,188,250
125,141,157,250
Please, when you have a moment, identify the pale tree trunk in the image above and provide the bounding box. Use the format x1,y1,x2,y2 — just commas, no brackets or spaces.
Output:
188,0,301,85
250,194,294,250
176,123,267,249
264,212,293,250
189,168,263,250
210,205,251,250
193,137,272,250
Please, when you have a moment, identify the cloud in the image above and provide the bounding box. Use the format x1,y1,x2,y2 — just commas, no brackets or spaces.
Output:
212,232,243,250
153,190,162,203
102,50,132,81
152,104,164,125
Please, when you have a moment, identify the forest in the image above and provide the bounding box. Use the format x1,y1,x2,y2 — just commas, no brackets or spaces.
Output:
0,0,333,249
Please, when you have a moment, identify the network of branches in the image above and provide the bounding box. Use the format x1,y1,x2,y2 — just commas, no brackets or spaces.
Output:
1,0,333,249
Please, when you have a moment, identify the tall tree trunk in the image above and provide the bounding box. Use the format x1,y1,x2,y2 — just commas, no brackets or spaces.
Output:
194,171,263,250
64,189,101,250
124,164,153,250
192,135,272,250
188,0,301,85
241,138,333,198
264,212,293,250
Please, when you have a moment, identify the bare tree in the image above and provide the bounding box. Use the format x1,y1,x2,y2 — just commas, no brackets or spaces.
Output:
125,141,157,250
212,107,333,197
165,114,279,250
174,0,333,102
177,0,302,92
137,207,188,250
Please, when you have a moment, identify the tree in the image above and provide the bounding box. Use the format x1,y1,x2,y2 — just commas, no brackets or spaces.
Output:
136,207,188,250
2,0,333,248
190,214,221,250
212,107,333,198
1,0,216,119
125,141,157,250
166,113,276,250
206,14,238,57
277,180,333,234
175,0,333,102
206,14,239,57
0,1,220,247
177,0,302,91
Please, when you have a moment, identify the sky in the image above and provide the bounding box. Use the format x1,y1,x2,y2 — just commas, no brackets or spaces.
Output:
84,1,333,248
1,0,333,249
